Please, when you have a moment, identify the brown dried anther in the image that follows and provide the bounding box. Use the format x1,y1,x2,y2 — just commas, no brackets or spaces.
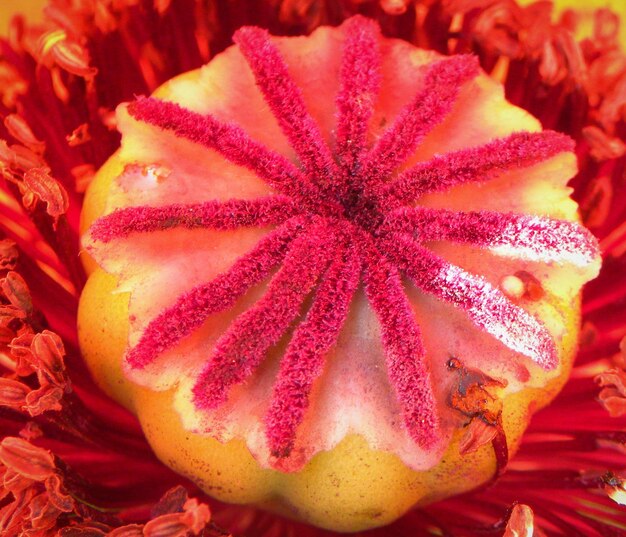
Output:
0,271,37,347
447,358,510,474
2,271,34,316
596,338,626,417
470,1,525,58
458,417,498,456
0,141,69,224
64,486,215,537
7,331,70,416
0,141,46,176
447,357,506,425
38,31,98,79
143,499,211,537
0,240,19,271
0,378,30,410
582,125,626,161
66,124,92,147
597,369,626,417
540,28,586,87
0,437,55,481
145,486,212,536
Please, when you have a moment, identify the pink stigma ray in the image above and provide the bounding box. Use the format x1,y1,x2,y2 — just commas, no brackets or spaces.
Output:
363,237,440,448
125,216,308,369
264,232,362,457
335,16,381,178
127,97,340,216
192,221,336,410
360,55,479,190
90,196,297,242
90,16,598,459
234,26,340,193
384,207,600,266
381,234,558,370
383,131,574,205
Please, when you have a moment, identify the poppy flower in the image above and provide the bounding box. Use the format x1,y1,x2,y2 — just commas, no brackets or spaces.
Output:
1,1,625,536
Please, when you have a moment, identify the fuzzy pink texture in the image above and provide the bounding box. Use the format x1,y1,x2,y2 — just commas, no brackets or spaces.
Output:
334,17,381,180
234,27,340,195
91,16,597,457
264,229,361,456
384,207,599,265
127,97,339,216
362,234,441,449
382,131,575,205
380,234,558,370
360,54,479,190
192,221,335,410
125,217,307,369
90,197,297,242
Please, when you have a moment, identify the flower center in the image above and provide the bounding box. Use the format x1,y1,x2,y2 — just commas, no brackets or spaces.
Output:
337,184,384,233
86,16,600,463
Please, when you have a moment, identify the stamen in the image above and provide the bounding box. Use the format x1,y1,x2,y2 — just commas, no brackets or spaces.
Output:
126,217,308,369
192,222,336,410
383,131,574,204
363,236,440,448
264,237,361,457
234,27,340,191
89,196,297,242
127,97,338,214
385,207,600,267
382,234,558,370
361,55,479,188
335,16,381,176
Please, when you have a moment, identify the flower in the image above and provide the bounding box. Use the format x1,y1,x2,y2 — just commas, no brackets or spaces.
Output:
1,1,626,536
